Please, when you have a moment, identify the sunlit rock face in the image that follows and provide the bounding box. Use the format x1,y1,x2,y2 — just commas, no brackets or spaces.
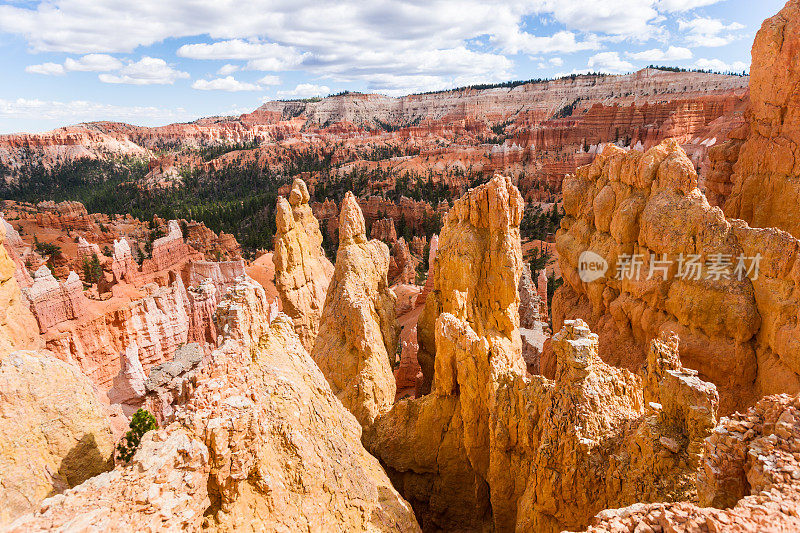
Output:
311,192,398,429
273,178,334,351
553,137,799,414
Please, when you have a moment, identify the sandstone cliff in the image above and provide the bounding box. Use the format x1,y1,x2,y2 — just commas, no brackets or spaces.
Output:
553,138,799,413
0,349,114,525
11,313,420,532
724,0,800,238
311,192,398,428
0,219,40,354
584,392,800,532
273,178,334,350
367,176,720,532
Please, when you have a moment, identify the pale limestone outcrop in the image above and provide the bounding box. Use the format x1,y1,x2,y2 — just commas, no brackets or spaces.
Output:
368,176,719,532
7,427,210,532
185,277,218,345
213,274,273,350
106,342,147,406
724,0,800,238
24,267,90,333
45,277,191,390
110,238,138,284
584,393,800,533
76,236,101,264
311,192,399,428
13,314,420,532
552,137,800,413
0,219,40,354
0,349,115,526
273,178,334,350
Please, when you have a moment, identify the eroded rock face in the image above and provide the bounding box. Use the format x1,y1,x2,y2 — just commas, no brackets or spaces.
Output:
273,178,334,350
0,221,40,354
311,192,399,428
367,176,719,532
724,0,800,238
553,138,800,413
0,349,114,526
24,267,90,333
12,314,421,532
7,427,210,532
584,393,800,533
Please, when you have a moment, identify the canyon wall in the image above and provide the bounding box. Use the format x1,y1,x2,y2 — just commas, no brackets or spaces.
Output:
9,312,421,532
724,0,800,238
553,139,800,414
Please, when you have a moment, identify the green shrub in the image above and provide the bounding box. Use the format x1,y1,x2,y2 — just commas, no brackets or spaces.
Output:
116,408,158,463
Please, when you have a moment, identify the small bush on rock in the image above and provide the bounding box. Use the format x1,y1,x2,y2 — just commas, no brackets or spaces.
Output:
116,408,158,463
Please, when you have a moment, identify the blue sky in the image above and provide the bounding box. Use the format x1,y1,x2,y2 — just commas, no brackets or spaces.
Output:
0,0,786,134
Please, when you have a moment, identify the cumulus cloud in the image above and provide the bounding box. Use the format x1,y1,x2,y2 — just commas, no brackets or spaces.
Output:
495,30,599,55
587,51,634,73
192,76,261,91
99,57,189,85
2,0,752,98
217,64,240,75
63,53,122,71
628,46,692,61
25,62,66,75
679,17,745,47
277,83,331,98
695,58,748,72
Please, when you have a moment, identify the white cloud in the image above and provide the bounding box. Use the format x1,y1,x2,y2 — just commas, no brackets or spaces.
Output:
0,0,677,97
63,53,122,71
536,0,661,38
25,62,66,75
257,74,280,86
178,39,304,71
277,83,331,98
628,46,692,61
192,76,261,91
549,57,564,67
99,57,189,85
694,58,748,72
679,17,745,47
656,0,724,12
496,30,599,55
0,97,192,123
587,51,634,73
217,63,240,75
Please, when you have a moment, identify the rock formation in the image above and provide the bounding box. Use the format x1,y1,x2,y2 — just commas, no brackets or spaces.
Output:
371,216,397,244
0,221,40,354
724,0,800,238
584,392,800,532
311,192,399,428
367,176,720,532
44,277,191,390
0,349,114,526
214,275,273,350
518,264,547,373
25,267,90,332
553,138,799,413
11,313,420,532
388,237,417,285
273,178,334,350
